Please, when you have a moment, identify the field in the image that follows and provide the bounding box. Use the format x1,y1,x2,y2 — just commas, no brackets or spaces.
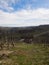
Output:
0,43,49,65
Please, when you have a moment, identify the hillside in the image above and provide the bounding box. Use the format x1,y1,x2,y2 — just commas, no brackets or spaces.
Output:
0,25,49,45
0,25,49,65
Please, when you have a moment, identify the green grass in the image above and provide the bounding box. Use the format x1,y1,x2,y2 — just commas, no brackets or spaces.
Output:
0,43,49,65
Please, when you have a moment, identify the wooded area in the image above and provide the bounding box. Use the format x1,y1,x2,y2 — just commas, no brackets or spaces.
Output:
0,25,49,49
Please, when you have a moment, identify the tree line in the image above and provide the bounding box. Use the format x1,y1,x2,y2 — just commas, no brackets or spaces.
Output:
0,25,49,49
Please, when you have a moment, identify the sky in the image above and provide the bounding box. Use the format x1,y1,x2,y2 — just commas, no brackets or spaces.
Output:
0,0,49,27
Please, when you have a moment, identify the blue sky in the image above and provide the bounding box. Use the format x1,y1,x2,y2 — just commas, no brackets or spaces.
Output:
0,0,49,27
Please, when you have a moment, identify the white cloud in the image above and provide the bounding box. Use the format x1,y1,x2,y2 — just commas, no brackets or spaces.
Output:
0,0,20,12
0,8,49,27
0,0,38,12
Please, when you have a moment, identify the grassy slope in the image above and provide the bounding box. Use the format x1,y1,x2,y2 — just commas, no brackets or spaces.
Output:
0,43,49,65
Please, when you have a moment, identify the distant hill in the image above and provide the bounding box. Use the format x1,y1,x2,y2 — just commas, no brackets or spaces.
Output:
0,25,49,44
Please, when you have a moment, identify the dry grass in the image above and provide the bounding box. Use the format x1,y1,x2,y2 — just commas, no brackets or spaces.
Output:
0,43,49,65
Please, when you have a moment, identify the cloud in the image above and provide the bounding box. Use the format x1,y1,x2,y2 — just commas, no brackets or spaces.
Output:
0,0,20,12
0,8,49,27
0,0,49,12
0,0,49,27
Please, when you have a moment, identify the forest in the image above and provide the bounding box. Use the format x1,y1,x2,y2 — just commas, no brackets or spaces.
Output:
0,25,49,49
